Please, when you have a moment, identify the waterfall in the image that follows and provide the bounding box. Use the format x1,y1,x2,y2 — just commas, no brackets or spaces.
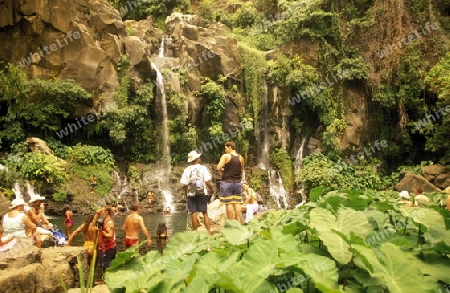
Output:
151,61,171,162
150,60,174,212
294,136,307,174
12,182,23,200
268,169,289,209
158,35,165,58
26,181,40,199
258,81,270,169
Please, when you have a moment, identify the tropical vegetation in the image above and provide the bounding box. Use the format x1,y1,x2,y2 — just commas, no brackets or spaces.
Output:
105,189,450,292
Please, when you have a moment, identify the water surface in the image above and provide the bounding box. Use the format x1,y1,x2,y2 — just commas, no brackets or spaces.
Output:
50,212,187,253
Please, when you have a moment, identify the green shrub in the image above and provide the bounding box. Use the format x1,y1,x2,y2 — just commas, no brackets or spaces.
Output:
68,144,115,167
69,163,114,197
7,152,69,189
52,189,67,202
46,138,70,159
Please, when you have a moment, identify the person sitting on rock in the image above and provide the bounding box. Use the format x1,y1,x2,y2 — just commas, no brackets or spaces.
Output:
0,224,17,252
398,191,413,207
27,196,53,230
413,185,430,207
241,183,259,224
2,199,41,247
27,197,54,241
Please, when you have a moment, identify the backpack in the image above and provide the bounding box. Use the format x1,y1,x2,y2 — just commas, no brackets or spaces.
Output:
187,166,204,196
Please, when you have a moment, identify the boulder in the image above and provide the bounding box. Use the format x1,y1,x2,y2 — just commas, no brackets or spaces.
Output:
0,194,11,217
422,164,450,189
395,171,441,193
25,137,54,155
0,239,89,293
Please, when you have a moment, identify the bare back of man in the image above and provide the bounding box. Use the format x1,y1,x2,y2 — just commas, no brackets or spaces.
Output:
123,213,143,239
122,203,152,248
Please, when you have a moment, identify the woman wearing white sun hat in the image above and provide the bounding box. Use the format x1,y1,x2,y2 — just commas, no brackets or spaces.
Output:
398,190,413,207
2,198,41,247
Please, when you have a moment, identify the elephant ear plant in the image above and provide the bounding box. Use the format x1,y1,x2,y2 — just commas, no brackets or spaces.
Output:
102,189,450,292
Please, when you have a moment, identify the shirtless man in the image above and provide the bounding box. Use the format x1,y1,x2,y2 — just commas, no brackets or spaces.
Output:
122,203,152,249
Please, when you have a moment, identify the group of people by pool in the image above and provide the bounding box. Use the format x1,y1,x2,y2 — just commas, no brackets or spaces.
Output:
0,141,259,272
2,140,450,275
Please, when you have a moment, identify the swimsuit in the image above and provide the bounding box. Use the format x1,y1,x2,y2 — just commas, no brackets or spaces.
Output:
84,240,94,255
64,218,74,225
125,237,139,248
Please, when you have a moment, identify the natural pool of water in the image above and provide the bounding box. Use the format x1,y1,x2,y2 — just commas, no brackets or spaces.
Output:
49,212,187,254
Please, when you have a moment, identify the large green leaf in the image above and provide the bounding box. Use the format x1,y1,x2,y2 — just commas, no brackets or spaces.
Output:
212,240,281,292
216,265,275,293
409,251,450,284
161,253,198,289
364,210,388,231
277,253,340,293
105,251,166,292
163,230,211,255
241,240,280,278
309,186,325,202
268,226,302,253
400,207,450,245
185,251,240,292
309,207,372,264
351,243,438,293
221,220,255,245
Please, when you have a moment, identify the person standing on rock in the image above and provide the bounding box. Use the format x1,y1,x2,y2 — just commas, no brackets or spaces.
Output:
180,150,213,236
217,141,245,223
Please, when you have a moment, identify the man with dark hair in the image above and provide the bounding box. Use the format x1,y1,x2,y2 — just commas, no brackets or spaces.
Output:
122,202,152,249
94,206,116,270
217,141,245,223
180,150,213,235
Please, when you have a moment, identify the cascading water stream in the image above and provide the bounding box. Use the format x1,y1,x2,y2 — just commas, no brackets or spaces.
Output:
158,35,165,58
268,169,289,209
150,38,174,212
294,136,307,174
258,81,270,170
12,182,23,201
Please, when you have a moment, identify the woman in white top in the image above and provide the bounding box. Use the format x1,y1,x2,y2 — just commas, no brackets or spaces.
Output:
242,183,259,224
2,199,40,247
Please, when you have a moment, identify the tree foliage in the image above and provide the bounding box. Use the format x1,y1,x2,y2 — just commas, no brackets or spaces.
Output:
0,63,91,148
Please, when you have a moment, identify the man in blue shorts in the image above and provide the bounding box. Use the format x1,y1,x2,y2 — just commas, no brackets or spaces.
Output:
180,150,213,235
217,141,245,223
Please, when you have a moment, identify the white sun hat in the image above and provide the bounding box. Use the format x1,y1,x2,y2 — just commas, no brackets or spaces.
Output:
187,150,202,163
29,195,46,203
399,190,410,199
10,198,26,209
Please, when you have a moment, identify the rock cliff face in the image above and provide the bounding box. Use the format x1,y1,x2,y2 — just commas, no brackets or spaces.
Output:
0,0,373,162
0,0,123,106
